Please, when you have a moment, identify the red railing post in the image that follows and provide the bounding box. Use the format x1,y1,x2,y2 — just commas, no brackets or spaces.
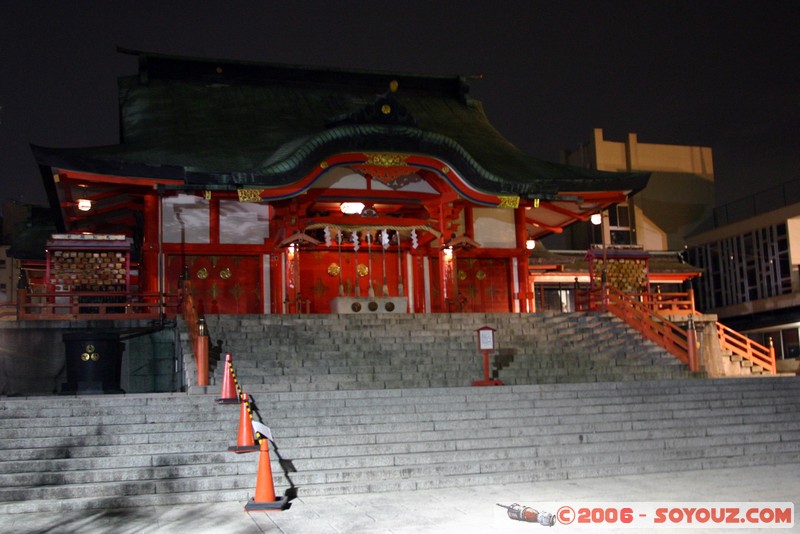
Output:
687,316,698,372
197,317,209,386
17,288,27,320
768,338,776,374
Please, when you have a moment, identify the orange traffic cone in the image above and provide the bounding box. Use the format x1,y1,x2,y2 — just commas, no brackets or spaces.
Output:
215,353,241,404
228,393,259,453
245,438,289,512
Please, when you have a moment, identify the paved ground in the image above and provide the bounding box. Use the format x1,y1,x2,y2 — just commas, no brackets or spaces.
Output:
5,464,799,533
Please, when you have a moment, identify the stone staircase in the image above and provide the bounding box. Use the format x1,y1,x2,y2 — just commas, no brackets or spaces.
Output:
195,312,695,393
0,377,799,514
1,312,796,514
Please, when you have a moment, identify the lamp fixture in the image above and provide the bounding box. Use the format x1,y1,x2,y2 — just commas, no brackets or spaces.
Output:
590,213,602,226
525,239,536,250
340,202,365,215
76,198,92,212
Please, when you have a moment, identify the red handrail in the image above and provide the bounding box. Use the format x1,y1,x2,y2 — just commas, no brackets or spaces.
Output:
628,290,696,316
577,287,777,375
605,286,694,368
17,288,179,320
181,282,209,386
576,286,695,370
716,322,777,374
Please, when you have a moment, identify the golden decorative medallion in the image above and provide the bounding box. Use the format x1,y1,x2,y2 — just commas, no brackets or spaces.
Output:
91,353,100,362
86,344,95,353
219,267,232,280
497,195,520,208
381,104,392,115
458,270,467,281
237,189,264,202
81,353,90,362
327,263,341,277
364,153,409,167
197,268,209,280
476,270,487,280
320,161,329,169
441,166,450,174
357,264,369,277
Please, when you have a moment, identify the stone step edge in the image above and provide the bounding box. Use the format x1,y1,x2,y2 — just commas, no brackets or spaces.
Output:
1,453,798,514
2,414,798,461
2,432,798,479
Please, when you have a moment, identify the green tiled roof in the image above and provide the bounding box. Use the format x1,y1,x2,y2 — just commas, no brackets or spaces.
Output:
33,49,648,197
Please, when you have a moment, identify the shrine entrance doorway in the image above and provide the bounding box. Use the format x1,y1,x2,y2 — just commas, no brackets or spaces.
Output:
456,258,512,313
166,254,262,314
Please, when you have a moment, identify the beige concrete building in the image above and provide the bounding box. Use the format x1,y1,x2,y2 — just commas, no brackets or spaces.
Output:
559,128,715,252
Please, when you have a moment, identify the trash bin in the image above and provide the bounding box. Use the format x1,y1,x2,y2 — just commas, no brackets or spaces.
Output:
62,332,125,394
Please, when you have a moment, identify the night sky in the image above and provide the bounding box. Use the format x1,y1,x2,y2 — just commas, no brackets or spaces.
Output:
1,1,798,211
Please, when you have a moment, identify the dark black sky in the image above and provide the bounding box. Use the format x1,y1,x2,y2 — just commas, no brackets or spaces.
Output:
2,1,798,210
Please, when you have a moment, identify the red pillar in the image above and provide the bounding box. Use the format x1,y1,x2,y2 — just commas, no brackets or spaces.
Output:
142,193,160,297
514,206,530,313
438,202,449,312
209,195,220,244
464,207,475,239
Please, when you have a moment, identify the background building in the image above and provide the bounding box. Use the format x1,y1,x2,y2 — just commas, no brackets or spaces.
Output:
686,180,800,361
553,128,715,252
526,128,712,312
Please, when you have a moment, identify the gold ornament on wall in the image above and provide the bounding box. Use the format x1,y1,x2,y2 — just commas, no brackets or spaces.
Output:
237,189,264,202
219,267,232,280
497,195,520,208
327,263,341,277
357,264,369,277
197,268,209,280
365,153,409,167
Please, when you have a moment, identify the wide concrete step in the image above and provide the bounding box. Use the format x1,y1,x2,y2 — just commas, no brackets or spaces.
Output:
1,377,798,513
196,312,701,391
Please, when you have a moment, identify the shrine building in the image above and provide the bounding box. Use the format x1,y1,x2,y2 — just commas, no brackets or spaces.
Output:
32,49,651,316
